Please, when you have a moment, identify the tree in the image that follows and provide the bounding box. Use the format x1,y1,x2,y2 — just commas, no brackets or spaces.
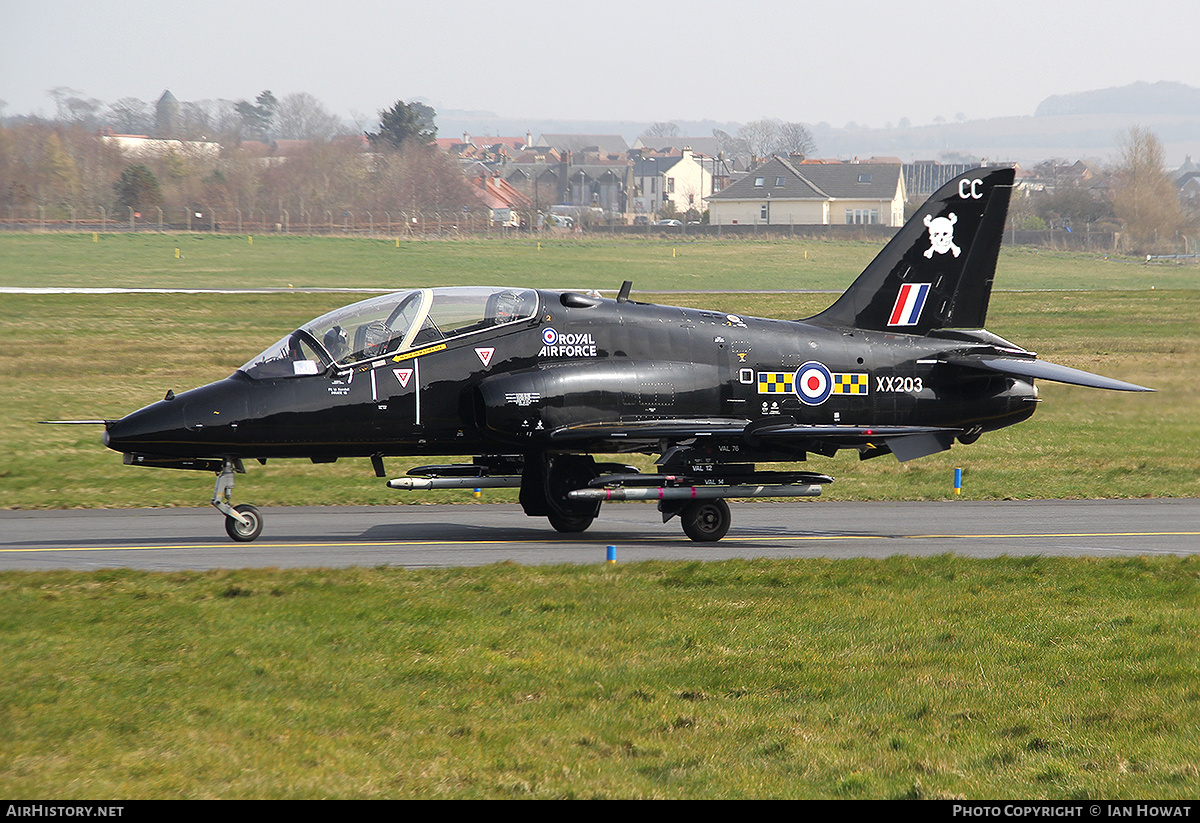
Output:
641,122,680,139
274,92,342,141
1109,126,1183,253
1034,186,1111,228
735,119,817,163
48,87,101,127
737,119,779,163
114,163,162,213
712,128,750,163
235,90,277,141
39,132,79,205
368,100,437,150
105,98,154,134
774,121,816,159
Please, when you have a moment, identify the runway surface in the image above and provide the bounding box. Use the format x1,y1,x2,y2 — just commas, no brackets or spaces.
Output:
1,499,1197,571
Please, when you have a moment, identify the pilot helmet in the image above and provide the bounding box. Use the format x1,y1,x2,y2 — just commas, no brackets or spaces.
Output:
323,325,349,359
493,290,527,321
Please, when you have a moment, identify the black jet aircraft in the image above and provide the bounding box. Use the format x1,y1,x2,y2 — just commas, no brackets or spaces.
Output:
87,166,1151,542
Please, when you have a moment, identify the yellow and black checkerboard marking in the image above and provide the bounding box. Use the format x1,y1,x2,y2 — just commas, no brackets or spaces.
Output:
833,373,869,395
758,371,869,396
757,372,794,394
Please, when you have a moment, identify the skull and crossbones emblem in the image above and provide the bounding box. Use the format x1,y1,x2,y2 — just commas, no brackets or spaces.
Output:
923,212,961,258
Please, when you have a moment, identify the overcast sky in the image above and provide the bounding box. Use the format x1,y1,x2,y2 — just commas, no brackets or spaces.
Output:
3,0,1198,130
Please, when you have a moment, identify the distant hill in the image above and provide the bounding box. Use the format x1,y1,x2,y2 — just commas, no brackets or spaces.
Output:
810,112,1200,167
1035,81,1200,117
436,82,1200,168
809,82,1200,164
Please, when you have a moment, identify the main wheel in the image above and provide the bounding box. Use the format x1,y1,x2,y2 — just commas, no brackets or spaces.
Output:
547,511,595,533
225,503,263,542
680,499,730,542
541,454,600,534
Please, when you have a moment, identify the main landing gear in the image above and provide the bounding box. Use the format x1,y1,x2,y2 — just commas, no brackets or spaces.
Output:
212,459,263,542
677,499,731,542
391,454,832,542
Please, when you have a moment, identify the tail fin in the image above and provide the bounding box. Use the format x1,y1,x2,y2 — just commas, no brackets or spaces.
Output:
809,166,1015,334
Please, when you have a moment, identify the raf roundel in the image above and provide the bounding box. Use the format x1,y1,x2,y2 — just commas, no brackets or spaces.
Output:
795,361,833,405
542,328,558,346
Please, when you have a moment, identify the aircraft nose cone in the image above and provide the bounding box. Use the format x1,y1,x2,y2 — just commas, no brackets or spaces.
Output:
104,376,253,457
103,395,189,455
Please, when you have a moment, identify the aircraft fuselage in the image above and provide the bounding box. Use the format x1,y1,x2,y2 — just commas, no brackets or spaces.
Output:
104,290,1035,462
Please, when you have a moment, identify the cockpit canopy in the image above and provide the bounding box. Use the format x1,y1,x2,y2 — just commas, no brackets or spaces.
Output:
240,286,539,379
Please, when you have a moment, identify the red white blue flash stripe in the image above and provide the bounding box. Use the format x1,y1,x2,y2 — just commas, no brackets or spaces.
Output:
888,283,931,326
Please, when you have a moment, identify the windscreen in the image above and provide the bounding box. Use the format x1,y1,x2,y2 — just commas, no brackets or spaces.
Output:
237,330,331,380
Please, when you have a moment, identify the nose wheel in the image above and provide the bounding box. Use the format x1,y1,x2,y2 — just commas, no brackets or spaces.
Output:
212,459,263,542
224,503,263,542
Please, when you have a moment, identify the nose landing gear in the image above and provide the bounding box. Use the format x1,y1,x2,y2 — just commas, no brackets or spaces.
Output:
224,503,263,542
212,459,263,542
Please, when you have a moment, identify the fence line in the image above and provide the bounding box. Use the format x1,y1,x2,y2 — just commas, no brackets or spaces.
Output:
0,208,512,238
0,208,1189,256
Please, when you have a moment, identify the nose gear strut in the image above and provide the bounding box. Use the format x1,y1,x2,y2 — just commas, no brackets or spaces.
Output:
211,458,263,542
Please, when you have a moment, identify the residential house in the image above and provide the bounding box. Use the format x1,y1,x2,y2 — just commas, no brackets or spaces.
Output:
905,160,982,197
470,174,532,228
1179,174,1200,205
706,157,906,227
632,136,723,158
536,134,629,155
504,161,560,214
634,135,753,171
632,147,730,217
100,130,220,160
507,154,630,216
433,133,473,154
1174,156,1200,205
1021,159,1099,193
561,159,630,214
437,132,535,168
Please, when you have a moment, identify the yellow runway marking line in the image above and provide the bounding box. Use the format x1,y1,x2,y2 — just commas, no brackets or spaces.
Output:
4,532,1199,554
0,539,550,553
732,531,1200,542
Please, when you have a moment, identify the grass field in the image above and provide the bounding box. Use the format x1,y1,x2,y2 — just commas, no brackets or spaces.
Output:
3,556,1199,799
2,248,1196,509
1,233,1198,799
2,230,1199,292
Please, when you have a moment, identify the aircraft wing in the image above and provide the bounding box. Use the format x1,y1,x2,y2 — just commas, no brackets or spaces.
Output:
947,353,1153,392
549,418,751,443
550,419,964,462
746,423,963,462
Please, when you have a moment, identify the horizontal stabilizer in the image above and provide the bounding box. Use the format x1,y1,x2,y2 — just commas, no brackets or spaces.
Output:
949,354,1153,392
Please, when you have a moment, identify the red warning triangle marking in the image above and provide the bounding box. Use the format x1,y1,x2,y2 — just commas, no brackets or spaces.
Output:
393,368,413,388
475,347,495,367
